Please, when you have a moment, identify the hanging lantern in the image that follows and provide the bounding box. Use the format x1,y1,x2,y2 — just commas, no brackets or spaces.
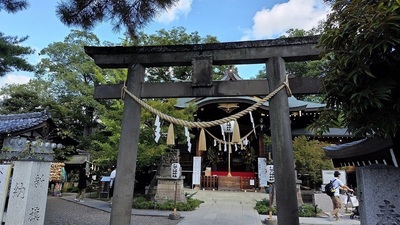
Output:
221,121,235,133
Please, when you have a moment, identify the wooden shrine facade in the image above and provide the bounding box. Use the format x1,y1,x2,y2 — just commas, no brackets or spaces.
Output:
174,70,326,177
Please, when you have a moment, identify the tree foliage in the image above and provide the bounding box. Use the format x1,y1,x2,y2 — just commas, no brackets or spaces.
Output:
0,80,54,113
0,32,35,76
35,30,124,145
0,0,28,13
0,1,34,76
313,0,400,141
124,27,228,82
293,136,333,187
56,0,179,38
92,97,196,170
253,28,324,80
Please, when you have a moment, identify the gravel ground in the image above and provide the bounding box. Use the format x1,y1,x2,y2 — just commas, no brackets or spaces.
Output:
44,196,181,225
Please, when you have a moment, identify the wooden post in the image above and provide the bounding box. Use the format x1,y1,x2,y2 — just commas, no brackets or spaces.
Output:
110,64,144,225
267,57,299,225
258,129,265,157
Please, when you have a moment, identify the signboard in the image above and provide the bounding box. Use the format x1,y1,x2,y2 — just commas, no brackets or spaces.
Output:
322,170,347,184
250,179,255,186
192,157,201,185
266,165,275,183
258,158,268,187
171,163,181,179
0,165,12,222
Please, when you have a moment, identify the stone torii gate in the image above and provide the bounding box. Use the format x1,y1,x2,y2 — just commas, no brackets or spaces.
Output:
85,36,322,225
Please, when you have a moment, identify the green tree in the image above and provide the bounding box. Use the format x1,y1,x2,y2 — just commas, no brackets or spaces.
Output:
253,28,324,80
0,0,28,13
0,1,33,76
314,0,400,147
292,136,333,188
0,32,34,76
124,27,228,82
56,0,179,38
35,30,124,146
92,97,196,170
0,79,54,113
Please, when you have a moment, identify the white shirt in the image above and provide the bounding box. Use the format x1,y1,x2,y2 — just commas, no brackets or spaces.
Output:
110,169,116,187
331,178,344,196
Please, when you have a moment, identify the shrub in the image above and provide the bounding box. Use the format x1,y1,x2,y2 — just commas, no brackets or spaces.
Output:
254,198,277,215
132,197,155,209
254,199,322,217
131,196,204,211
298,204,322,217
156,200,175,210
176,198,203,211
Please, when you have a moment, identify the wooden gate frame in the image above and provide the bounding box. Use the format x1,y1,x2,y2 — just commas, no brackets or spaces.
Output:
85,35,322,225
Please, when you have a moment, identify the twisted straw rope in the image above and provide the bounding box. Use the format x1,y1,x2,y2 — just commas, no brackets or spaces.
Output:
122,76,291,129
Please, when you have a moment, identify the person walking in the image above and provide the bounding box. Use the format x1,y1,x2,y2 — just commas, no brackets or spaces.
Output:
329,171,353,221
109,165,117,206
75,165,89,203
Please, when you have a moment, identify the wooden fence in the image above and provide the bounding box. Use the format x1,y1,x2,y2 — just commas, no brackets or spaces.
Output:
201,176,218,190
200,176,260,191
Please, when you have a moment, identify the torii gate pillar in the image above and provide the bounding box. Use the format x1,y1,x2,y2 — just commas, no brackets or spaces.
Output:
110,64,144,225
267,57,299,225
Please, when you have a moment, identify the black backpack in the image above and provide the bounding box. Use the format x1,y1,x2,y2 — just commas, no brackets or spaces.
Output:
325,179,336,197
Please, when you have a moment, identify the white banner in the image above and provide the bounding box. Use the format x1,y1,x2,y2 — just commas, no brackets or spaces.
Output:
258,158,268,187
192,157,201,185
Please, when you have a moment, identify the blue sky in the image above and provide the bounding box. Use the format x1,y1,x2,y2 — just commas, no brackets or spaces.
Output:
0,0,330,87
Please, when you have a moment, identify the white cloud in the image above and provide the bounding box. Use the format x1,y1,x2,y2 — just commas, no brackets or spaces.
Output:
155,0,193,23
243,0,330,40
0,73,32,88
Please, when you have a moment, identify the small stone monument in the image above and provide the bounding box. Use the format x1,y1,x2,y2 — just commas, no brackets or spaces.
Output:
357,164,400,225
6,161,51,225
155,149,186,204
0,137,59,225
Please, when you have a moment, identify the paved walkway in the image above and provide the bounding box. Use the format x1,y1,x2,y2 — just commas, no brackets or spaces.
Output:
61,189,361,225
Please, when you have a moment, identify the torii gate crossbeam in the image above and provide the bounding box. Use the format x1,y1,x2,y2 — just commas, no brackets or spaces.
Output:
85,36,322,225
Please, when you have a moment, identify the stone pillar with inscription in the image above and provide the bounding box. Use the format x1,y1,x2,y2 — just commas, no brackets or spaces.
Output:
155,149,187,203
357,165,400,225
6,161,51,225
0,137,57,225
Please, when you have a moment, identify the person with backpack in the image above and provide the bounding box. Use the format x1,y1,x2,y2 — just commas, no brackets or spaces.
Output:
328,171,353,221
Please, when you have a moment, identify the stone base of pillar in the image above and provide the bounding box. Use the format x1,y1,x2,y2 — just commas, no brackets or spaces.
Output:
155,176,187,204
263,218,277,225
296,182,304,206
168,212,181,220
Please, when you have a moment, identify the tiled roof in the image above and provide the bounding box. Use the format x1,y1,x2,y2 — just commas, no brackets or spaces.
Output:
175,70,325,111
176,96,325,110
0,110,51,134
